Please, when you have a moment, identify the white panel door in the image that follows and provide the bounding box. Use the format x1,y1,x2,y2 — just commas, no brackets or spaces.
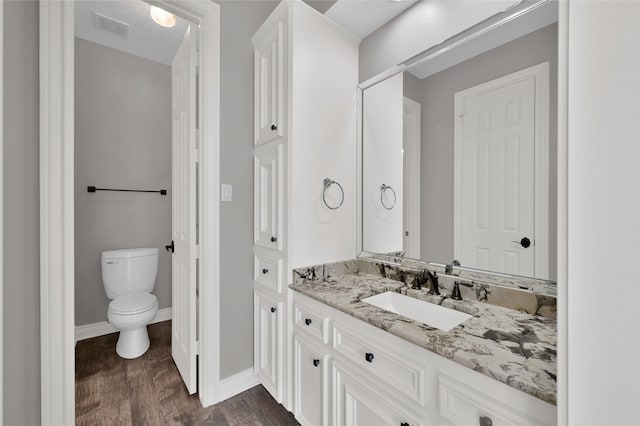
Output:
332,362,422,426
171,26,197,394
254,22,284,145
255,290,281,401
254,144,283,250
458,77,535,276
294,335,328,426
403,97,421,259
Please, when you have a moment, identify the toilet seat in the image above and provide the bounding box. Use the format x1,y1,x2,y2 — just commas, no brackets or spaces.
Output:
109,292,158,316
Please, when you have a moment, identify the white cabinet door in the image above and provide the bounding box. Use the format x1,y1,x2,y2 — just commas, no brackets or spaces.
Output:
254,21,285,146
255,290,281,401
254,144,283,250
332,361,423,426
294,335,328,426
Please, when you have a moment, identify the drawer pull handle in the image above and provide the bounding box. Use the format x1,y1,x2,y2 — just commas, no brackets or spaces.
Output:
401,423,410,426
365,352,374,363
270,307,276,313
271,124,277,131
304,318,312,326
270,236,277,243
262,268,269,274
479,416,492,426
312,359,320,367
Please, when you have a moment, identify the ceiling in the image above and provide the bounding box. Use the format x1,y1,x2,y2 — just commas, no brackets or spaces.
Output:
324,0,419,40
75,0,190,66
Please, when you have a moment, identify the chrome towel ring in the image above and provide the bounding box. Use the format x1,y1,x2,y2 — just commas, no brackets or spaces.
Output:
323,178,344,210
380,184,396,210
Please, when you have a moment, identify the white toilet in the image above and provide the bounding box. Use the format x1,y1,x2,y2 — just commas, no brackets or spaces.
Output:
101,248,160,359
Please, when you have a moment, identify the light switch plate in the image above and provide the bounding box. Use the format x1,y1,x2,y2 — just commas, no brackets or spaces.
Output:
221,184,232,202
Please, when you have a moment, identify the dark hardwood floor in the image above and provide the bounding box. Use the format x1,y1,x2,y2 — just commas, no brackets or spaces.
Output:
76,321,299,426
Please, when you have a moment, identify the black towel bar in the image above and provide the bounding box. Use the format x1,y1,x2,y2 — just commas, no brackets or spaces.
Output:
87,186,167,195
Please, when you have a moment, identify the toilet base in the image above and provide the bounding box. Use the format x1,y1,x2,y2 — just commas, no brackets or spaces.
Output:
116,327,150,359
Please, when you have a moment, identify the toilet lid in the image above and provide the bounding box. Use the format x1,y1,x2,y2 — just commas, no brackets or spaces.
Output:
109,293,158,315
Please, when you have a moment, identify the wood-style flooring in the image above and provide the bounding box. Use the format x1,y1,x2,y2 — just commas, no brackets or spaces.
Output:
76,321,299,426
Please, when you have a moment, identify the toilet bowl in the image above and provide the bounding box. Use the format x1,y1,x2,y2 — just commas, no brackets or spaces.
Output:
102,248,159,359
107,292,159,359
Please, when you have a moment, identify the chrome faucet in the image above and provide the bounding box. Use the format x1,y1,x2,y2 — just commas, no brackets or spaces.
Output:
418,270,440,295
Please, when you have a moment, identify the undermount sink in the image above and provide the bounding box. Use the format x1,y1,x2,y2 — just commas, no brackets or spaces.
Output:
362,291,472,331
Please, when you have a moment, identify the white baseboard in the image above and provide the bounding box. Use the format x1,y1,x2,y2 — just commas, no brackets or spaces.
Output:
217,367,260,403
75,307,172,342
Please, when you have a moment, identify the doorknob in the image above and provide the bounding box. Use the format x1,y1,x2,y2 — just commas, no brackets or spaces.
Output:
511,237,531,248
165,240,175,253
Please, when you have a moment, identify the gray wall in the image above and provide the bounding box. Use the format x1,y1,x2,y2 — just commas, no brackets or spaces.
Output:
215,0,278,379
75,38,172,326
3,1,41,425
416,24,558,280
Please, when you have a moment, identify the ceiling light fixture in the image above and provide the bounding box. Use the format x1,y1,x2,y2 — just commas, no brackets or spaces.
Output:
150,5,176,28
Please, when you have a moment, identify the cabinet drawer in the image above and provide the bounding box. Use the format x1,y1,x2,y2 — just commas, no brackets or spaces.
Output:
438,375,549,426
332,323,425,406
294,302,330,344
254,252,283,293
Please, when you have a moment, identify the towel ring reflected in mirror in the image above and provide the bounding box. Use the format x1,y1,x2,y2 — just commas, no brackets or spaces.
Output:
323,178,344,210
380,183,396,210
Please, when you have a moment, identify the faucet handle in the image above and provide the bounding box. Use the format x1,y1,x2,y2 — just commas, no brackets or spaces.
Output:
451,282,462,300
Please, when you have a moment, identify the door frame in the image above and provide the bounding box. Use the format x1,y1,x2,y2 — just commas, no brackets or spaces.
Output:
453,62,550,279
0,0,4,421
402,96,421,259
39,1,221,423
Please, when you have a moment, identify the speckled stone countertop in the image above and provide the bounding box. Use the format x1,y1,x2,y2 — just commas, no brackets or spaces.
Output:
290,272,557,405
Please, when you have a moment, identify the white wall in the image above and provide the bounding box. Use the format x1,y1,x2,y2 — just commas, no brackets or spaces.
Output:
359,0,518,82
362,72,404,254
566,1,640,424
289,4,359,269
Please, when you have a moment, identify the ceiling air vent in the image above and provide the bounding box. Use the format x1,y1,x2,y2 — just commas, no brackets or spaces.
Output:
94,11,129,38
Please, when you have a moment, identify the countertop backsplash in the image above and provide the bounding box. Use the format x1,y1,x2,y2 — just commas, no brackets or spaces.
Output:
293,257,556,319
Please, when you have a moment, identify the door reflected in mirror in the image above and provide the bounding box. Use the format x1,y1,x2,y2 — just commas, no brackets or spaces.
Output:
361,12,558,282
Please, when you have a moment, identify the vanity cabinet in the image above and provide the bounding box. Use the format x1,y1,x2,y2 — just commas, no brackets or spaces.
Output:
254,290,283,400
254,21,285,146
332,360,423,426
254,143,283,250
252,0,358,408
292,291,557,426
293,334,329,426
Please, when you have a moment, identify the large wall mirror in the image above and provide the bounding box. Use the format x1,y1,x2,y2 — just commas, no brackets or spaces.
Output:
360,0,558,285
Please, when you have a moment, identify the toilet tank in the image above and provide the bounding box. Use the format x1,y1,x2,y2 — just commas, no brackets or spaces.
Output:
101,248,159,299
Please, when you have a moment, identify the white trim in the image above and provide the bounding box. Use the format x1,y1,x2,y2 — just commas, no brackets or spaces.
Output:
75,307,172,343
0,0,4,421
40,1,76,424
40,1,221,421
556,1,568,424
453,62,550,280
217,368,261,403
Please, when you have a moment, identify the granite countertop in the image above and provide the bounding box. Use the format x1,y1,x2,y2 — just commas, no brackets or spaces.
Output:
290,272,557,405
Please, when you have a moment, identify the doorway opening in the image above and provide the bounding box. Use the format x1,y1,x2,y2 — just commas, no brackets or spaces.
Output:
39,1,220,423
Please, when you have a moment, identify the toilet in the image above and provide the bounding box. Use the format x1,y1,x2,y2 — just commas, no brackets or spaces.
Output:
101,248,160,359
